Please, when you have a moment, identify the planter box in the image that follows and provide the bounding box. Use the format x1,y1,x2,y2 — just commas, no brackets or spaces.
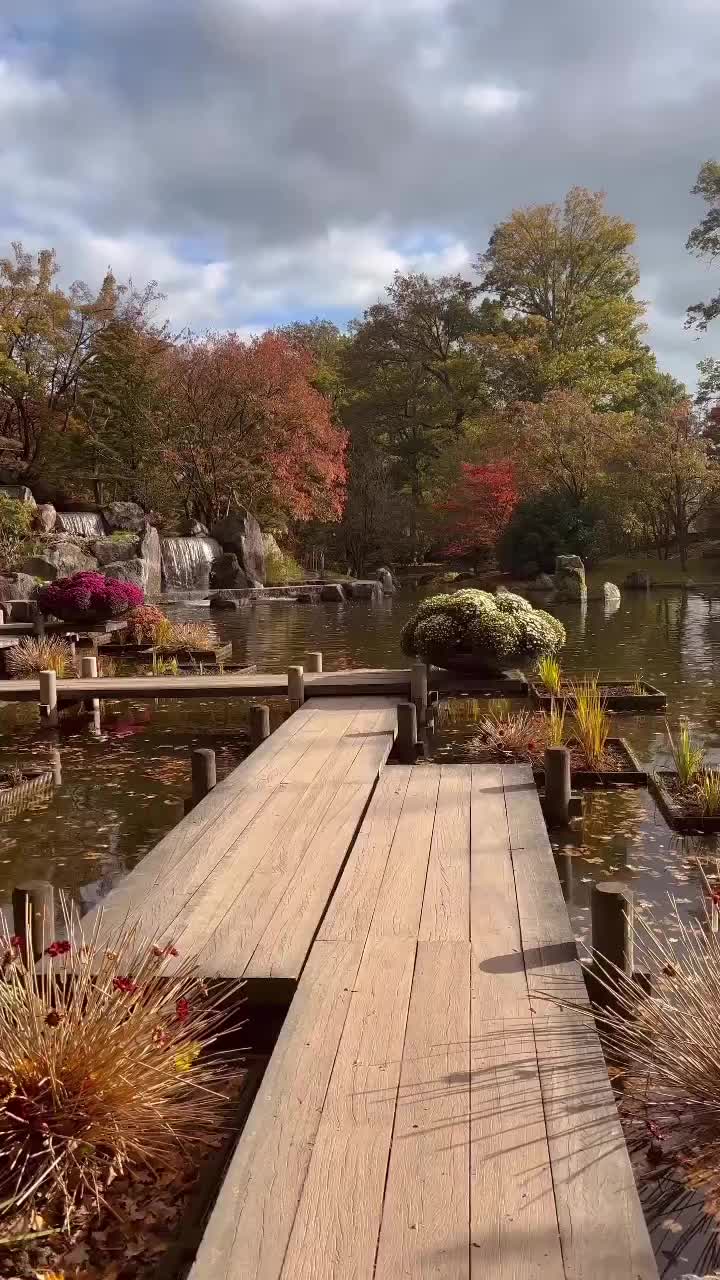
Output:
530,680,667,712
0,767,54,815
533,738,647,789
110,642,232,663
648,770,720,833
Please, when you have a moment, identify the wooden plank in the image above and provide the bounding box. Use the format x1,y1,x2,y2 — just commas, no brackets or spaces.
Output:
279,937,417,1280
188,940,364,1280
502,764,658,1280
374,940,471,1279
419,764,471,942
469,765,564,1279
368,766,440,939
318,766,411,942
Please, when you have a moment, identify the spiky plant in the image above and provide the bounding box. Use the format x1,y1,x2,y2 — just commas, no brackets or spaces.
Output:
570,678,610,769
545,699,567,748
666,718,705,788
154,620,215,652
536,655,562,696
471,708,538,758
6,637,74,679
700,769,720,817
0,900,241,1223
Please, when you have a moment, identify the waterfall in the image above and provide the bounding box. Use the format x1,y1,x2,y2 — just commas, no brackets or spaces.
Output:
160,536,222,589
56,512,105,538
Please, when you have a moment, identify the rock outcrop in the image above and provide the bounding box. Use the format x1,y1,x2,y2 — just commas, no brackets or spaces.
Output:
139,525,162,594
603,581,621,607
102,501,147,534
0,572,37,602
34,503,57,533
209,552,249,589
103,559,146,589
93,535,140,566
554,554,587,603
211,509,265,586
22,543,97,581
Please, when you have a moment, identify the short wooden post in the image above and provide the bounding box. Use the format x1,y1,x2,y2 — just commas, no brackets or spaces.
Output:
0,605,5,625
410,661,428,727
544,747,571,826
80,653,99,714
397,702,418,765
12,880,55,961
249,704,271,747
591,882,634,1007
288,665,304,712
49,748,62,785
191,748,216,809
38,669,58,727
305,651,323,673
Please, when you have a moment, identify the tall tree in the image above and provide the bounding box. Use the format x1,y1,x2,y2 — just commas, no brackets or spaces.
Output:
435,461,518,563
686,161,720,329
504,389,634,504
477,186,654,406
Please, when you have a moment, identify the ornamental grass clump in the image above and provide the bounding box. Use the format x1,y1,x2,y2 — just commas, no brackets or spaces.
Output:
401,588,565,674
536,655,562,696
666,718,705,788
570,678,610,769
0,901,241,1222
700,769,720,817
38,572,143,624
124,604,168,644
6,637,74,678
154,620,215,652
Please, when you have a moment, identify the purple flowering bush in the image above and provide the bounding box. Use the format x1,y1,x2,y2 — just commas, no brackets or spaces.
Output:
38,571,144,623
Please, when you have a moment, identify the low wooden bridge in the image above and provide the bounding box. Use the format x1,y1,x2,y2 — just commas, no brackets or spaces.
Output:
77,694,657,1278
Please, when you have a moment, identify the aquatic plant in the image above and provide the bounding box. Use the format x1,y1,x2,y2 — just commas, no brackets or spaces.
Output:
6,636,74,678
700,769,720,816
124,604,167,644
570,678,609,769
38,572,143,623
472,707,538,758
546,699,567,748
0,900,240,1222
536,655,562,696
401,589,565,673
154,620,215,652
151,654,180,676
666,718,705,788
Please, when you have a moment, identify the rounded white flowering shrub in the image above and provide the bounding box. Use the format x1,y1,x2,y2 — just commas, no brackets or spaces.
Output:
401,589,565,673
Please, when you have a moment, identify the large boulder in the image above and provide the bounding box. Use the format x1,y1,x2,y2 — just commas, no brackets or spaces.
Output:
34,503,57,534
603,581,621,607
93,534,141,567
103,558,146,589
210,552,249,590
554,555,587,603
211,509,265,586
139,524,162,594
102,501,147,534
346,580,382,601
0,572,37,603
376,566,395,595
209,591,242,610
625,571,651,590
22,543,97,581
0,485,35,506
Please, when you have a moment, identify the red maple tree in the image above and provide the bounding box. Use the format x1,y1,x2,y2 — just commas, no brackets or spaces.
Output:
162,332,347,526
437,461,518,557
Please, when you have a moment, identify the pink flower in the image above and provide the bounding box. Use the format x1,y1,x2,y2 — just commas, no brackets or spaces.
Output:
45,940,71,957
113,976,138,995
176,997,190,1023
9,935,22,949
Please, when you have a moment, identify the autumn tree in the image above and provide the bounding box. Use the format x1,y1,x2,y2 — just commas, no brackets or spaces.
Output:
162,332,347,528
504,389,634,504
476,187,655,407
435,462,517,563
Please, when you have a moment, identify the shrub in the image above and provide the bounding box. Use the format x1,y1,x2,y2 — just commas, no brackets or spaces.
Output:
401,588,565,673
498,490,604,576
38,571,143,623
265,546,305,585
0,495,35,570
154,620,215,652
6,637,75,678
125,604,168,644
0,902,239,1221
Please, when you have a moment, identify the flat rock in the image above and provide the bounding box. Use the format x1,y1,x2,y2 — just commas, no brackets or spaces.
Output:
22,543,98,581
0,484,35,505
625,571,652,589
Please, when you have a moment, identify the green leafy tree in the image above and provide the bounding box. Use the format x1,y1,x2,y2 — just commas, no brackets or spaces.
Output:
686,161,720,329
477,186,656,406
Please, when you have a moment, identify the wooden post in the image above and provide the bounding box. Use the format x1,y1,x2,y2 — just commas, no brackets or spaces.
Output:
397,702,418,765
410,660,428,727
38,669,58,727
12,880,55,961
191,748,216,809
0,605,5,625
288,665,304,712
544,747,571,826
249,704,271,747
305,651,323,673
80,653,99,714
591,882,634,1007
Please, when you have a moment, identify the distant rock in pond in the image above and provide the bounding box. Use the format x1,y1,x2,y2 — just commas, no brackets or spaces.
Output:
554,555,587,603
209,591,242,610
211,508,265,586
531,573,555,592
346,580,382,600
625,571,652,590
320,583,346,602
603,581,621,607
376,566,395,595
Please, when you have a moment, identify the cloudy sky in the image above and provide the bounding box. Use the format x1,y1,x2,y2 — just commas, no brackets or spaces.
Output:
2,0,720,387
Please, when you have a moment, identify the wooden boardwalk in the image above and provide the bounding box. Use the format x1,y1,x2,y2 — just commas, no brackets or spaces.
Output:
0,666,526,702
80,696,397,985
192,763,657,1279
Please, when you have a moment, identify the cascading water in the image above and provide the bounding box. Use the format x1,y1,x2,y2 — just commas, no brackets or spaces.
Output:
160,536,222,590
56,512,105,537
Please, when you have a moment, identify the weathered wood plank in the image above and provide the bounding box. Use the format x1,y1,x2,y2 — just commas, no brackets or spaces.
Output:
279,937,417,1280
469,765,564,1279
374,940,471,1279
368,765,440,939
419,763,471,942
188,940,364,1280
502,764,658,1280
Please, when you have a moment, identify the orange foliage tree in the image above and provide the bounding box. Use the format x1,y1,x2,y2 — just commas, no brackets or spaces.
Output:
162,332,347,527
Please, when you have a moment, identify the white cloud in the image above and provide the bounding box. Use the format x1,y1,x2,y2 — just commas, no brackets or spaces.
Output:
456,83,528,115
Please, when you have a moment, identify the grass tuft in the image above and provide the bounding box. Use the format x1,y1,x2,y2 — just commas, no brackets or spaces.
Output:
666,718,705,788
6,637,74,679
569,677,609,769
536,655,562,696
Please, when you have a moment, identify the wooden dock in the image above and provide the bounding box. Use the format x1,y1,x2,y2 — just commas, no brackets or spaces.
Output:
190,763,657,1279
0,666,526,703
